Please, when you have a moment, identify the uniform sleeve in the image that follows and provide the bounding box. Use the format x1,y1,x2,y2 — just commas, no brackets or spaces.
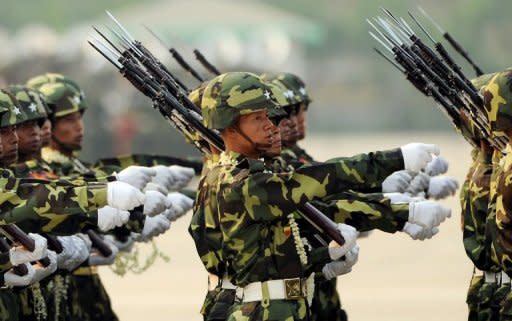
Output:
93,154,203,175
309,191,409,233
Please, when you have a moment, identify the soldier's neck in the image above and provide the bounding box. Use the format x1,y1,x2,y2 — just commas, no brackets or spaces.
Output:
18,151,38,163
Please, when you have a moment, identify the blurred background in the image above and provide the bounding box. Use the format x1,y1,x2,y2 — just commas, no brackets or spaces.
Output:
0,0,507,319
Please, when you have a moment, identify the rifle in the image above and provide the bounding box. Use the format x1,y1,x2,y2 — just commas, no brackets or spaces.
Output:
0,224,51,268
418,7,484,77
89,12,347,246
194,49,221,76
368,9,505,151
0,237,28,276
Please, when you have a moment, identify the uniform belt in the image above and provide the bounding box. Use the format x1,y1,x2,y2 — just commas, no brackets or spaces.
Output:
502,272,511,285
72,266,98,276
484,271,500,283
241,278,307,302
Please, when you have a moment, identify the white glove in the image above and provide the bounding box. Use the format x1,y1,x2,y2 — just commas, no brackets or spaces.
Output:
4,263,36,287
402,223,440,241
107,181,146,211
56,235,91,271
150,166,176,193
97,206,130,232
408,200,451,229
427,176,459,200
103,235,135,252
168,165,195,190
424,156,449,176
406,172,430,195
115,166,156,190
383,192,413,204
322,245,359,280
9,233,48,265
143,191,169,217
328,224,359,261
143,182,169,195
164,192,194,221
135,215,171,242
88,239,119,266
382,170,413,193
33,250,58,282
400,143,440,172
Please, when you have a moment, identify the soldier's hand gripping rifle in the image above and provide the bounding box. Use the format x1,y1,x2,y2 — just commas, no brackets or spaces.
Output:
89,14,346,246
0,224,52,268
0,237,28,276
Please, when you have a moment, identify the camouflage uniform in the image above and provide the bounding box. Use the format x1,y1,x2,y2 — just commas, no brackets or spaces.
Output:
30,74,119,321
200,72,406,320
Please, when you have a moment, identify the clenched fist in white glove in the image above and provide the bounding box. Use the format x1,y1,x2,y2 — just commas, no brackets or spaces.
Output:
33,250,58,282
56,235,91,271
402,223,440,240
406,172,430,196
408,200,451,229
383,192,414,204
4,263,36,287
382,170,413,193
107,181,145,211
88,239,119,266
400,143,440,172
322,245,359,280
9,233,48,265
97,206,130,232
164,192,194,221
143,191,169,217
168,165,195,190
328,224,359,261
135,215,171,242
115,166,156,190
424,156,449,176
427,176,459,200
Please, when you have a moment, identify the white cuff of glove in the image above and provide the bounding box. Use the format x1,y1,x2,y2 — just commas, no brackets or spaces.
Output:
400,143,440,172
9,233,48,266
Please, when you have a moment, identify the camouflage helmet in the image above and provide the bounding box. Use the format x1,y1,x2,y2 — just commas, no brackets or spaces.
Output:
6,85,48,126
265,82,290,119
26,73,87,118
262,72,311,106
201,72,279,130
482,69,512,135
472,72,498,93
0,89,27,128
260,73,298,107
188,81,209,107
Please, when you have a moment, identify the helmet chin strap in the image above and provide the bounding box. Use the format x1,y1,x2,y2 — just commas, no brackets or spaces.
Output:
232,124,272,154
51,134,81,153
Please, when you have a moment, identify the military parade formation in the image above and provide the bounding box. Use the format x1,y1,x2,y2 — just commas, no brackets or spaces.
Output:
0,6,509,321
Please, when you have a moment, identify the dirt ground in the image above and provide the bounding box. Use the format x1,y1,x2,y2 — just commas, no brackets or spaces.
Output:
99,132,474,320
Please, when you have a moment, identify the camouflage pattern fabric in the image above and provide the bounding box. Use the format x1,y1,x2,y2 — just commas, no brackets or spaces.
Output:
481,68,512,136
0,288,19,321
500,290,512,321
227,298,309,321
201,72,279,130
0,89,27,128
309,277,347,321
467,275,484,321
93,153,203,175
260,72,311,105
492,282,510,320
6,85,48,125
29,78,87,119
477,281,499,321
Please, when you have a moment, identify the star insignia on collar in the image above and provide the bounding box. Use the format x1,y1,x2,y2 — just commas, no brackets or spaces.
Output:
28,102,37,112
13,107,21,115
264,90,271,99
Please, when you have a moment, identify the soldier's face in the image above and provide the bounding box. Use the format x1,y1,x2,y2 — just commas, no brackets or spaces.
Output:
296,104,307,140
40,119,52,147
238,110,275,150
0,125,18,165
17,120,41,157
52,111,84,150
265,126,282,157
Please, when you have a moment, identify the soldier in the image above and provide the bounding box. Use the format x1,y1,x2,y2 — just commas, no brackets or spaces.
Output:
481,69,512,321
199,71,450,320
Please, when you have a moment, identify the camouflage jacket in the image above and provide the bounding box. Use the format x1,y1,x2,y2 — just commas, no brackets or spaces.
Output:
275,148,410,234
0,168,107,233
93,153,203,175
41,147,144,234
462,148,495,270
216,148,404,287
492,145,512,275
